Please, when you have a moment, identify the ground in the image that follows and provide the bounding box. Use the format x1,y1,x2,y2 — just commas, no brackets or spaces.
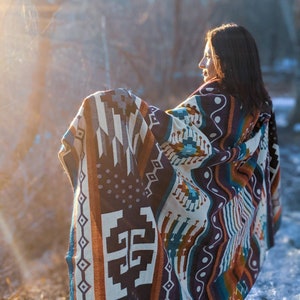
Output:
6,254,69,300
6,123,300,300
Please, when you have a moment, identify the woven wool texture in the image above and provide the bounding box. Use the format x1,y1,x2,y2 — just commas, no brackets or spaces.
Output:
59,82,281,300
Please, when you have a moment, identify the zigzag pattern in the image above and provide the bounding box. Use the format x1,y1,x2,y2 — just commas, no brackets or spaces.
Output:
59,82,281,300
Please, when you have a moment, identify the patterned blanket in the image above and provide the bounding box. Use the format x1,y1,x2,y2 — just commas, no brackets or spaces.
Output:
59,82,281,300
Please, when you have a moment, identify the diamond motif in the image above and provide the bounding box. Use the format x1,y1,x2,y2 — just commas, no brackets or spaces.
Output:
79,236,89,248
78,280,91,293
76,128,85,139
163,280,175,292
144,188,152,197
78,193,87,204
80,171,86,182
165,262,172,272
146,172,158,181
152,159,163,169
77,258,90,272
78,214,88,226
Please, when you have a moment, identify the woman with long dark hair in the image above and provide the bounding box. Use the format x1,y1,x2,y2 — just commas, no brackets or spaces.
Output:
199,23,271,114
59,23,281,299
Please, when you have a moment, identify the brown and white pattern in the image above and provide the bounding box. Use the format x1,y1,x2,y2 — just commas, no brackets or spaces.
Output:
59,83,281,299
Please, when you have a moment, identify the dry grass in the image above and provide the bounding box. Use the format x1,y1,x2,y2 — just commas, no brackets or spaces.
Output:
6,253,69,300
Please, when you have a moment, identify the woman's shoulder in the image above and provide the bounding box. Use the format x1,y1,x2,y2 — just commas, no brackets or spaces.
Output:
197,80,223,96
185,80,232,109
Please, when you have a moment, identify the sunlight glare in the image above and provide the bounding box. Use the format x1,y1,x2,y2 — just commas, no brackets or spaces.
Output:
0,210,30,280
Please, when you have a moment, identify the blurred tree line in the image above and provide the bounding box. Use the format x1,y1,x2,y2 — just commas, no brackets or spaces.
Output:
0,0,299,296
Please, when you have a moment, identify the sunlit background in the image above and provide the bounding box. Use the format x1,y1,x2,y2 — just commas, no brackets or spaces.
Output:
0,0,299,298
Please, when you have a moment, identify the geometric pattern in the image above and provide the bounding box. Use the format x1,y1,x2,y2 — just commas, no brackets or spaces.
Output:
162,251,175,298
59,82,281,299
101,207,157,299
76,154,92,296
144,144,163,197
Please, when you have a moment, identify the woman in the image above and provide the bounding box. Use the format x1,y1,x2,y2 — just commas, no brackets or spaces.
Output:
59,23,281,299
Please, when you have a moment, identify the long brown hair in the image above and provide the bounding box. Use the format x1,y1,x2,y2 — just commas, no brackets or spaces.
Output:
206,23,271,114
